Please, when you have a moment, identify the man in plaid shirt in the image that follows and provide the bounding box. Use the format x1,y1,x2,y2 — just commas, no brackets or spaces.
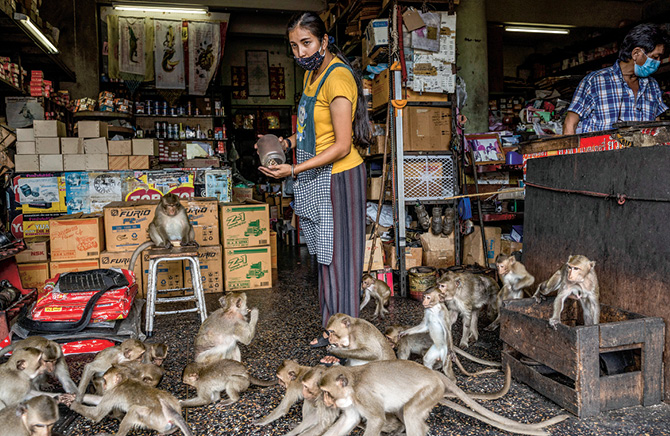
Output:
564,24,669,135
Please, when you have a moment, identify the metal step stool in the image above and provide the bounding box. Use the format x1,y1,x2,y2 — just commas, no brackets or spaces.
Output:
145,246,207,337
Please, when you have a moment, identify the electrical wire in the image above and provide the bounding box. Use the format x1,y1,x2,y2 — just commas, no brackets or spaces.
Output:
524,181,670,205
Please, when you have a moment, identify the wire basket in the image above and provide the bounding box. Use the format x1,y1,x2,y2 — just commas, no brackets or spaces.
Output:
403,155,457,201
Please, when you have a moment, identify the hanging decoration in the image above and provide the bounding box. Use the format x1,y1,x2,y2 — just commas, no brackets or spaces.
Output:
269,66,285,100
188,21,221,95
155,20,185,89
157,89,185,107
119,17,146,75
123,79,143,96
231,66,248,99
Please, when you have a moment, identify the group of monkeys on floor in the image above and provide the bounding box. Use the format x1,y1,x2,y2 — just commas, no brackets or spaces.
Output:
0,252,599,436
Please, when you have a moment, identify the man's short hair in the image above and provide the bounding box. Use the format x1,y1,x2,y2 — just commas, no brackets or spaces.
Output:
619,23,669,62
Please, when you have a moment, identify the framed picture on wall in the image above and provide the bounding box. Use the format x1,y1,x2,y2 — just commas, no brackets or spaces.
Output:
465,133,505,165
246,50,270,96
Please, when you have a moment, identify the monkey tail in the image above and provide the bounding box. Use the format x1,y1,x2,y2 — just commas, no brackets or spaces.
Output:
454,347,502,367
452,353,499,377
249,376,278,387
159,398,194,436
129,241,154,272
446,363,511,400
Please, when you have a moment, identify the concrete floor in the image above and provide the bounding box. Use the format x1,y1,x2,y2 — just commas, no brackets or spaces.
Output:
59,244,670,435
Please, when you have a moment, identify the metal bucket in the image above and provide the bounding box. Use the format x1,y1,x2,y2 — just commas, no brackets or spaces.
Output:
408,266,437,301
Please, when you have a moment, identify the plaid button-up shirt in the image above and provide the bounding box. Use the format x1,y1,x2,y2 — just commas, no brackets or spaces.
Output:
567,61,668,133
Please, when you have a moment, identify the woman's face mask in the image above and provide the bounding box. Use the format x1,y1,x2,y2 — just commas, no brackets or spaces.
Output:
295,45,326,71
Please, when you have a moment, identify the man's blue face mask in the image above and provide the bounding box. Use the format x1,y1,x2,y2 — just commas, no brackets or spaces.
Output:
634,51,661,77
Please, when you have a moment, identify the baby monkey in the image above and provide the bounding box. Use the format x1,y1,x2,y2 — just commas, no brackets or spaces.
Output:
129,193,197,270
360,273,390,320
486,254,535,331
0,395,59,436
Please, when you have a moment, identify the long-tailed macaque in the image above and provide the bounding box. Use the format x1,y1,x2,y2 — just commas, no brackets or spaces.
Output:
437,272,499,349
129,193,197,270
143,342,168,366
181,359,275,408
93,361,165,394
0,395,59,436
385,325,432,360
285,366,339,436
486,255,536,331
325,313,396,366
254,360,311,426
0,348,49,409
70,366,193,436
533,255,600,329
194,293,258,363
77,339,146,400
360,274,390,320
318,360,568,436
0,336,78,394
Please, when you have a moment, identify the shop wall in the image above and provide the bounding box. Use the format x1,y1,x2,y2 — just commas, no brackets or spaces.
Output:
220,36,298,107
524,146,670,400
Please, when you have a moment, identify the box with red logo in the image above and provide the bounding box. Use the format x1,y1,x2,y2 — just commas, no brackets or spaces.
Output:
49,213,104,261
14,237,49,263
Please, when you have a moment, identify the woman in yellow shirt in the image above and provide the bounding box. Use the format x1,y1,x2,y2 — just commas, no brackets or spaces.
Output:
259,11,370,352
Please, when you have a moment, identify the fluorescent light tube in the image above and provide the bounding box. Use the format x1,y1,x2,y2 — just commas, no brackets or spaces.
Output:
113,4,208,14
505,26,570,35
13,13,59,54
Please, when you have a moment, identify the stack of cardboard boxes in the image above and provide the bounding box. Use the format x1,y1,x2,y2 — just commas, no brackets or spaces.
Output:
14,121,157,173
219,201,272,292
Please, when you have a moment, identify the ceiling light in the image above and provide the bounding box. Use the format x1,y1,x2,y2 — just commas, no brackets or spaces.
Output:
505,26,570,35
14,13,59,54
112,3,208,14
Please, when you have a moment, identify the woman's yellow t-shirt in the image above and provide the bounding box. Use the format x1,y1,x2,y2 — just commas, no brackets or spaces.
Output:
302,57,363,174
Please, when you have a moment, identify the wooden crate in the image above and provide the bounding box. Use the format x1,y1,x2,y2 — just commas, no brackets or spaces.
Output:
500,298,664,418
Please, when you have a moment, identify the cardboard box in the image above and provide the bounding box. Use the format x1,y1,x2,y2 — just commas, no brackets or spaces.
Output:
224,246,272,291
108,140,132,156
141,252,183,297
463,226,501,267
128,155,150,170
99,250,143,293
61,137,84,154
103,201,155,252
270,230,277,269
184,197,219,246
183,245,223,294
50,259,100,276
132,139,157,155
16,141,36,154
420,232,456,268
501,240,523,256
14,155,40,172
108,156,129,170
383,242,422,269
367,176,392,201
84,137,108,154
49,213,104,261
33,120,65,137
16,128,34,142
35,137,60,154
403,107,452,151
63,154,87,171
372,69,389,110
364,238,384,271
15,237,49,263
39,155,64,172
232,187,253,203
219,202,270,248
17,262,50,290
86,154,109,171
77,121,108,138
368,134,386,155
365,19,389,56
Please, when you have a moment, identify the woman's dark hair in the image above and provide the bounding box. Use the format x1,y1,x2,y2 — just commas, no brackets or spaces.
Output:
288,11,372,147
619,23,669,62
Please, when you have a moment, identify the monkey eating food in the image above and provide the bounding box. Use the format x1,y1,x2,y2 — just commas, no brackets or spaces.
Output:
70,365,193,436
194,292,259,363
360,273,390,320
325,313,396,366
0,395,59,436
533,255,600,329
0,336,78,395
129,193,198,271
486,255,536,331
181,358,275,408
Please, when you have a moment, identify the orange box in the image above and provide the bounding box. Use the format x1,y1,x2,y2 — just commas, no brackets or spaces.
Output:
15,237,50,263
141,251,183,298
100,250,143,293
18,262,50,290
49,213,104,261
128,155,150,170
183,245,223,294
108,156,129,170
50,259,100,276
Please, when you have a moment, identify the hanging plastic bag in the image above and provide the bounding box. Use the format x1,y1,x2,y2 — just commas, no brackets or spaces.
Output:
410,12,440,52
